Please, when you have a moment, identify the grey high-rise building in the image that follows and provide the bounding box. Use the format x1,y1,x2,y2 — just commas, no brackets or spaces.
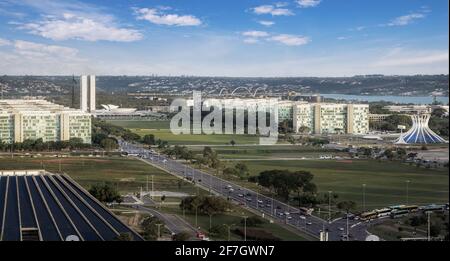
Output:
80,75,96,113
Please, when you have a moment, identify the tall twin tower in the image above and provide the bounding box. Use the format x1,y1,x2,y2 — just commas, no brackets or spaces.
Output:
80,75,96,113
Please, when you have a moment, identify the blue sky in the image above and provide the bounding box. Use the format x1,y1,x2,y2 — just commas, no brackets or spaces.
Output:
0,0,448,76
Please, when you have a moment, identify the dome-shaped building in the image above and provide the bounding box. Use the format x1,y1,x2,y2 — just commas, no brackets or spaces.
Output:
396,114,448,144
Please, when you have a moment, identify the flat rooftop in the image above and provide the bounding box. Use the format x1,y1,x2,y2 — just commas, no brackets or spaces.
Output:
0,170,143,241
0,99,88,114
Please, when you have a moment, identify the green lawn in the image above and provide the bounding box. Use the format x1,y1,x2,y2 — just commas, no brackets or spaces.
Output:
219,160,449,211
107,120,263,146
134,129,261,146
188,145,346,160
106,120,171,130
0,156,198,195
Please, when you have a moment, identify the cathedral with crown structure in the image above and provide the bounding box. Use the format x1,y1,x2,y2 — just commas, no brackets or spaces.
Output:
396,114,448,144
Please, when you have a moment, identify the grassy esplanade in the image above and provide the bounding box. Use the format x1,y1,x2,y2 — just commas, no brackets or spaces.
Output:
223,159,449,211
106,120,261,145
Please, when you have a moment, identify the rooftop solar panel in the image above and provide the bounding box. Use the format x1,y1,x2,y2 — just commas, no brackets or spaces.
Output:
0,171,143,241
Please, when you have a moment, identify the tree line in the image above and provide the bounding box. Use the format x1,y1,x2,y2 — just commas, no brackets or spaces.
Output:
0,138,90,152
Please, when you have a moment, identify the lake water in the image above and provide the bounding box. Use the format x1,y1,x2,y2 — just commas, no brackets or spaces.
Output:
321,94,449,105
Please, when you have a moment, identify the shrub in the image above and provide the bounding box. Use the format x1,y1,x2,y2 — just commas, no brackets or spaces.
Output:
233,228,281,241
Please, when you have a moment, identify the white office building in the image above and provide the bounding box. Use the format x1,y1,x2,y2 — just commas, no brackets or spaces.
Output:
0,100,91,144
293,103,369,135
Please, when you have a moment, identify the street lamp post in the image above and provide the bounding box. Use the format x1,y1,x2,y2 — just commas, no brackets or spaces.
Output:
195,206,199,228
406,180,410,205
156,224,163,240
223,224,234,241
151,175,154,200
243,215,248,241
427,212,431,241
209,213,214,233
271,192,274,216
362,184,366,212
346,211,350,241
328,191,332,223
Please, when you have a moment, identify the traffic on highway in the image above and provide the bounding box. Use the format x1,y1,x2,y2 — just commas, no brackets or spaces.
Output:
119,140,371,241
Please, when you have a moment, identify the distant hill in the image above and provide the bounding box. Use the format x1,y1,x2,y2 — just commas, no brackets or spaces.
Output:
0,75,448,98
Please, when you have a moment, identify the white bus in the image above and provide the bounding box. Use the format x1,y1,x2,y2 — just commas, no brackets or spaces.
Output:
376,208,392,218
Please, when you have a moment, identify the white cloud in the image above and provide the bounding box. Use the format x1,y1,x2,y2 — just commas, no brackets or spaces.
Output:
2,38,448,77
337,36,350,40
372,49,448,67
0,7,26,19
258,20,275,27
242,31,270,44
0,38,12,46
19,14,143,42
0,39,95,75
296,0,322,8
252,5,294,16
240,31,310,47
135,8,202,26
275,2,289,8
387,13,425,26
7,0,100,15
243,38,260,44
14,40,79,58
242,31,269,38
353,26,366,31
269,34,310,46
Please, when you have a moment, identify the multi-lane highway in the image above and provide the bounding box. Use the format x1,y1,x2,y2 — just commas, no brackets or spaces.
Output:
119,140,370,241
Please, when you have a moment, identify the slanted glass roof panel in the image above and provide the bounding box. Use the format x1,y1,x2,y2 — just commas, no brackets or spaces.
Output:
3,177,21,241
0,171,143,241
52,175,118,240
